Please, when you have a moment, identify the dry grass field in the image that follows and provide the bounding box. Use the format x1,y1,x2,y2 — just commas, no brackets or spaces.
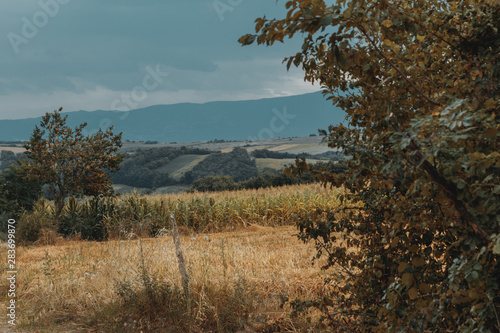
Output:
1,184,344,332
0,227,330,332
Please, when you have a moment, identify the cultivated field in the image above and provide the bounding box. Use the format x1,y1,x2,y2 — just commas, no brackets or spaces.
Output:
1,184,346,332
120,136,332,155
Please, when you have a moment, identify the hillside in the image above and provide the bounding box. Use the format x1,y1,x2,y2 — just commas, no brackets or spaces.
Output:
0,135,344,195
0,92,344,142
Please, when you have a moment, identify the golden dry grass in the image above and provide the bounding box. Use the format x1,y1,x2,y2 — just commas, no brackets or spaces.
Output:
0,225,332,332
1,183,347,332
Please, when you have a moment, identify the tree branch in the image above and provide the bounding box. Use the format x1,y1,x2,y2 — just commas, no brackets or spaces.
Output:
359,27,442,107
388,115,490,243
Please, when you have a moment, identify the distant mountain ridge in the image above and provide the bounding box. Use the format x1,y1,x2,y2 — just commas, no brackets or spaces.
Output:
0,92,345,142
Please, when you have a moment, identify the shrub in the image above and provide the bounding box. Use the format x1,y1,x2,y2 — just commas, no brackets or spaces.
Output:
17,201,54,245
243,0,500,331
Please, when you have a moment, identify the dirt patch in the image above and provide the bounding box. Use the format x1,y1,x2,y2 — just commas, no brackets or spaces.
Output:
0,147,26,153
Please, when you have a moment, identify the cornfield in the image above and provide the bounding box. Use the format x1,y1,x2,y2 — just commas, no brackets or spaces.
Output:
25,184,345,241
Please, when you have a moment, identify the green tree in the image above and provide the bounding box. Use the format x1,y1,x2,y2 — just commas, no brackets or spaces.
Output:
0,150,18,171
23,108,124,221
0,160,42,219
241,0,499,331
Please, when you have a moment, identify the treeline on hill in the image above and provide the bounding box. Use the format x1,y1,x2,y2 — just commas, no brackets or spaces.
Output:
250,148,343,161
182,147,259,183
191,160,347,192
110,146,213,188
1,146,347,199
111,146,347,191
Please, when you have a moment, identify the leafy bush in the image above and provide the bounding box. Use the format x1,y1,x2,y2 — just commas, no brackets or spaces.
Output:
243,0,500,331
16,200,54,245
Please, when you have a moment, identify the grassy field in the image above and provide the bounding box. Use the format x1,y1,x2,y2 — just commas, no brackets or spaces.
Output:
1,184,345,332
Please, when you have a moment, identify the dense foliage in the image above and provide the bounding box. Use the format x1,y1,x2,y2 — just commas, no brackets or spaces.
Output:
241,0,499,331
23,109,123,220
183,147,259,183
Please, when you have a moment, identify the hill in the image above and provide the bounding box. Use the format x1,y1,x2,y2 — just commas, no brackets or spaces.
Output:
0,92,344,142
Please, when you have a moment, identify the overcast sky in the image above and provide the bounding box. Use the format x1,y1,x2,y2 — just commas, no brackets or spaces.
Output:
0,0,319,120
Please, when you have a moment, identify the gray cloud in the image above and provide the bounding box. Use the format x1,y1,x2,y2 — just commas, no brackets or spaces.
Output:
0,0,317,119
